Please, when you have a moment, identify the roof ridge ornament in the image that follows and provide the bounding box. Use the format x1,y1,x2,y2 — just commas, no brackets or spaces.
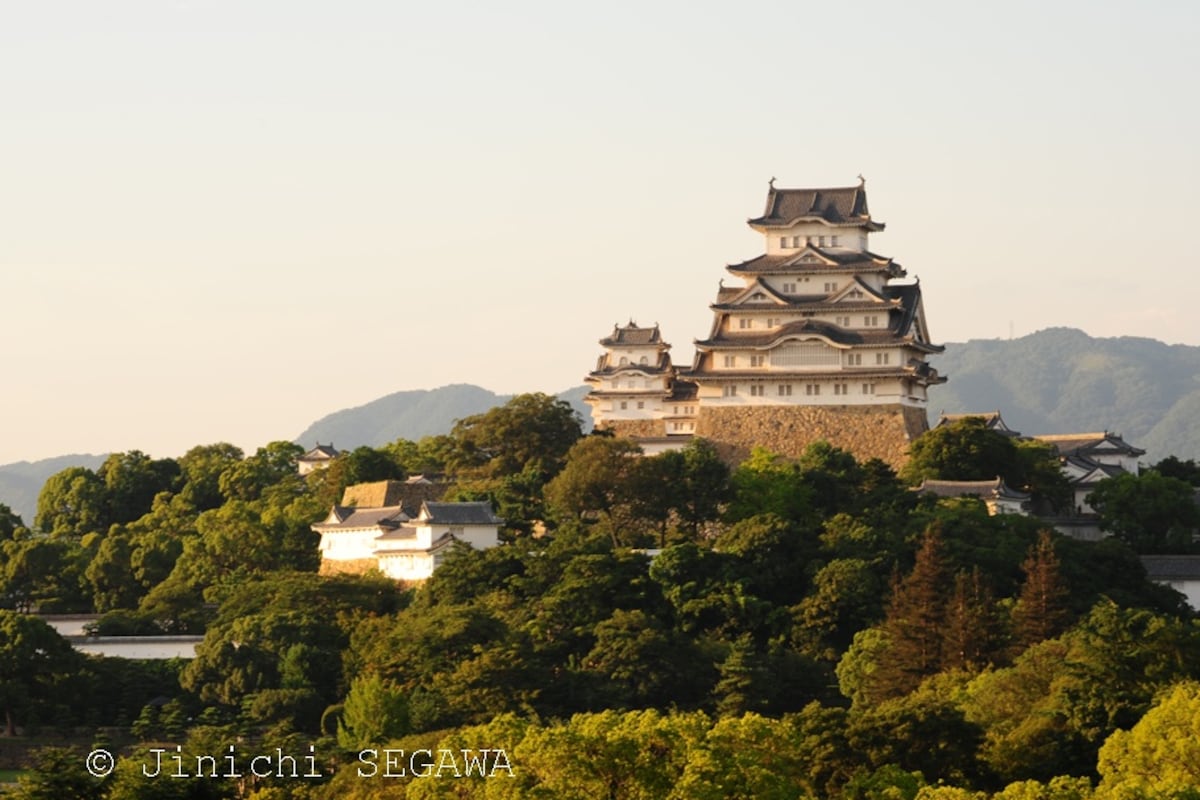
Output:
857,173,866,187
768,176,776,189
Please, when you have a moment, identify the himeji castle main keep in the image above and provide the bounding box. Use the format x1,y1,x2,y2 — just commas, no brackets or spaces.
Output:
585,179,945,466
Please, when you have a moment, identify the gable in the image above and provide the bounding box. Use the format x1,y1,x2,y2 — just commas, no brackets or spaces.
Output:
829,277,891,305
727,279,790,307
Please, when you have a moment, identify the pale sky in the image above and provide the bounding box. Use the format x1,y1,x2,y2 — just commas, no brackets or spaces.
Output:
2,1,1198,465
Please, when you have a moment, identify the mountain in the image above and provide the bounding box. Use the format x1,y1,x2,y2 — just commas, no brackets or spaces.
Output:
293,384,594,450
0,453,108,528
928,327,1200,461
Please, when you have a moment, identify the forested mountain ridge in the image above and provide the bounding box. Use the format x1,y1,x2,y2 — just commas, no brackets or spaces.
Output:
928,327,1200,461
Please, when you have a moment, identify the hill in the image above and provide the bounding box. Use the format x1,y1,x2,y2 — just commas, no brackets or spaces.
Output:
928,327,1200,461
0,453,108,527
293,384,593,450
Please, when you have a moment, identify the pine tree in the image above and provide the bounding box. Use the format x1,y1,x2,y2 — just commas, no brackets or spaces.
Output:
942,567,1001,670
872,526,950,699
1010,529,1071,653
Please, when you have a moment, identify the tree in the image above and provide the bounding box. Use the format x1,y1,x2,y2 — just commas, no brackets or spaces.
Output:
0,503,25,540
870,527,951,700
902,417,1020,485
1152,455,1200,486
7,747,105,800
1010,530,1072,652
336,673,410,749
0,611,83,735
941,567,1002,671
35,466,109,538
217,441,305,502
1097,680,1200,797
177,442,244,511
1087,471,1200,553
447,393,582,479
97,450,181,525
544,435,642,523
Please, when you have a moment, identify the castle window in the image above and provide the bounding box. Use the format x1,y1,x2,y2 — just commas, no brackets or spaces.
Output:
805,384,820,396
620,401,628,410
750,384,765,397
834,383,848,395
792,236,802,247
772,341,841,368
824,282,838,292
863,383,876,395
782,282,797,293
723,385,738,397
639,356,648,365
723,355,736,368
846,352,862,365
837,316,851,327
750,355,765,367
739,318,752,329
850,289,863,299
864,315,879,327
875,352,890,365
637,401,645,409
819,236,826,246
619,356,628,365
780,237,787,248
831,235,840,246
778,384,793,396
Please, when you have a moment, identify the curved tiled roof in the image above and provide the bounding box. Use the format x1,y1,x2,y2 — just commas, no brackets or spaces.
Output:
748,185,882,230
600,322,666,347
727,249,899,275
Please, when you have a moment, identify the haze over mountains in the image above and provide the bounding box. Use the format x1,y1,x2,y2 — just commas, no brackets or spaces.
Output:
3,328,1199,525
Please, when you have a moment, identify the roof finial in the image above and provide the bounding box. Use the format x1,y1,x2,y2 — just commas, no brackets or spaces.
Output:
768,176,776,189
857,173,866,187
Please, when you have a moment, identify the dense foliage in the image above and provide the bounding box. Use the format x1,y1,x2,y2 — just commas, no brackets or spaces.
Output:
1,394,1198,800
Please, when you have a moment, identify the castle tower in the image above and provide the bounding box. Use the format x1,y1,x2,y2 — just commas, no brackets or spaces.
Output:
585,181,945,466
584,323,698,444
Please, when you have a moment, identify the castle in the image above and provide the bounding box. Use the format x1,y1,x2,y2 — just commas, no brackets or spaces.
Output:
585,180,945,466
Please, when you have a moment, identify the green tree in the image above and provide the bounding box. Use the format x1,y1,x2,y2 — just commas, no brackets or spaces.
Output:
8,747,105,800
217,441,305,502
544,435,642,523
35,466,109,538
1096,680,1200,797
336,673,410,749
0,503,25,540
1087,471,1200,553
0,611,83,735
97,450,181,525
902,417,1020,485
177,442,244,511
447,392,582,479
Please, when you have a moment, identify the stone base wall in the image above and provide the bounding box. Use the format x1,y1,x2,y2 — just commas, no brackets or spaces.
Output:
694,404,929,469
319,558,378,577
598,419,667,438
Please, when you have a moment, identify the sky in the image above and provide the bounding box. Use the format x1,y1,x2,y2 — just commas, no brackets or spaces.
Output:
2,0,1198,465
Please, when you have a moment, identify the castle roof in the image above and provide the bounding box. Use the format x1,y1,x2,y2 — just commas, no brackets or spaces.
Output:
1033,433,1146,458
748,184,883,231
915,477,1030,502
600,322,665,347
299,443,340,461
936,411,1021,437
418,501,503,526
727,248,899,276
313,505,408,531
